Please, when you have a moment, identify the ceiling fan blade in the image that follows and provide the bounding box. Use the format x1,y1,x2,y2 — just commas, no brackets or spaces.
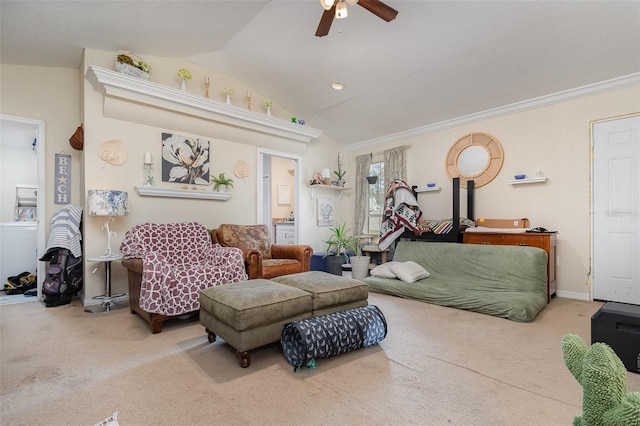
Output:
357,0,398,22
315,6,335,37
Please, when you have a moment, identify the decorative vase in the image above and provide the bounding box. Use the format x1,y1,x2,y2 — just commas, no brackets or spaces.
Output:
266,105,271,116
181,79,186,91
226,94,231,105
217,184,227,193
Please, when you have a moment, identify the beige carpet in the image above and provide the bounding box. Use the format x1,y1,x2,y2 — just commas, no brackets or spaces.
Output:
1,294,638,426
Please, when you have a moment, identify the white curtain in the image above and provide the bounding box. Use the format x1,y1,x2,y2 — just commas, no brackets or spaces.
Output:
354,153,372,237
384,146,407,185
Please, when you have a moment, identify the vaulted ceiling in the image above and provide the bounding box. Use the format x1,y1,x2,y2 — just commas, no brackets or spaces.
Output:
1,1,639,146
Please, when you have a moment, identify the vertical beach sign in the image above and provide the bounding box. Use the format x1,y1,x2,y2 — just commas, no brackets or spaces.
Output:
55,153,71,204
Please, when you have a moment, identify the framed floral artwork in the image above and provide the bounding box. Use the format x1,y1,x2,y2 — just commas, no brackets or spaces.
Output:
161,132,210,185
317,198,335,227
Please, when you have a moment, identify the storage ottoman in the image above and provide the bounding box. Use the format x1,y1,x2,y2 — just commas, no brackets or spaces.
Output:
200,279,312,367
272,271,369,316
200,272,370,367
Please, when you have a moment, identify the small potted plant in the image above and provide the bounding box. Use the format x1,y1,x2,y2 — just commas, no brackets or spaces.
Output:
177,68,192,91
333,169,346,187
334,154,346,186
210,172,234,192
223,86,235,104
323,222,359,275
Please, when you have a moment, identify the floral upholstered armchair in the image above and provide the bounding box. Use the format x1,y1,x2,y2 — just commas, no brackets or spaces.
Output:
120,222,247,333
212,224,313,280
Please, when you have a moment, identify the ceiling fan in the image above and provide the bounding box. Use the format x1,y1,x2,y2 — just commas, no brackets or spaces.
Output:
316,0,398,37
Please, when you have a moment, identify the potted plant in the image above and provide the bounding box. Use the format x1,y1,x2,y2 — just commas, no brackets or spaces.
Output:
334,154,346,186
323,222,359,275
210,172,234,192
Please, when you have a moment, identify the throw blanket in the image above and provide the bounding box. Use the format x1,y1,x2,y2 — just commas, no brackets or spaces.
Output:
120,222,247,316
41,204,83,258
378,180,422,251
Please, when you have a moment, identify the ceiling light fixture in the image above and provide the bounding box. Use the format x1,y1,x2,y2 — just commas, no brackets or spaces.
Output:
331,82,344,91
335,1,348,19
320,0,359,18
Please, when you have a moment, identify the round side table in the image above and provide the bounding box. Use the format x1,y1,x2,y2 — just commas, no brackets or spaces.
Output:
86,254,125,313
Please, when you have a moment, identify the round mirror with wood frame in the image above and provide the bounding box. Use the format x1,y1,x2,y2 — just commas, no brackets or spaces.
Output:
445,132,504,188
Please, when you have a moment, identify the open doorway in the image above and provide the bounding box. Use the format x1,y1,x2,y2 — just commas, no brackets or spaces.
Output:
257,149,301,244
0,114,46,302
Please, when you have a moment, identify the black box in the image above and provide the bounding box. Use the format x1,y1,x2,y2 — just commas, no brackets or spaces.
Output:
591,302,640,373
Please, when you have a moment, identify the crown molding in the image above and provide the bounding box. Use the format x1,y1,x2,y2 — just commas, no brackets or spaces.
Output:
348,73,640,150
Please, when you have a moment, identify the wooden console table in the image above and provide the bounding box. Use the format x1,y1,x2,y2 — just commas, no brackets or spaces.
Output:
462,231,557,302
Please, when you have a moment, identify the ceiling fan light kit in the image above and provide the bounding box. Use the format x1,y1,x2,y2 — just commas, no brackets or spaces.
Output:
316,0,399,37
336,1,348,19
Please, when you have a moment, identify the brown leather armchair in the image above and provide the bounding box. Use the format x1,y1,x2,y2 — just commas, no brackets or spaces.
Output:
212,224,312,279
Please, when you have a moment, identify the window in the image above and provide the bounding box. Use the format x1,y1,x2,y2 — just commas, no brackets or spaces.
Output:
366,161,385,234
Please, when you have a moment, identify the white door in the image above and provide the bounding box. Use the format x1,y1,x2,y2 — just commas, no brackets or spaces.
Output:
593,114,640,304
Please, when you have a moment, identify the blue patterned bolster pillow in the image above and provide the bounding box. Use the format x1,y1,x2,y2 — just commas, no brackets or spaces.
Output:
281,305,387,370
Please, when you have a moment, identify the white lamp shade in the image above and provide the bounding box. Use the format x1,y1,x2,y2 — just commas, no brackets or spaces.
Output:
88,190,129,216
335,1,348,18
320,0,334,10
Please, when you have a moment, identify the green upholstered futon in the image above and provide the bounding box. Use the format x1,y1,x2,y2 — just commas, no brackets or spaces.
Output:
363,241,548,322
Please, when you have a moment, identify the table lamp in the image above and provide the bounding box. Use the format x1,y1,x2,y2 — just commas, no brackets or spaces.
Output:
87,190,129,258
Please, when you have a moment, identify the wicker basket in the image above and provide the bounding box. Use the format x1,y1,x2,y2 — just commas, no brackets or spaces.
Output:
69,125,83,150
115,50,150,80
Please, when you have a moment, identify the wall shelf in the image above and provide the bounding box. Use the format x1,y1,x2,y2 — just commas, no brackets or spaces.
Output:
87,65,323,146
415,186,442,193
308,184,352,202
507,177,548,185
135,186,231,200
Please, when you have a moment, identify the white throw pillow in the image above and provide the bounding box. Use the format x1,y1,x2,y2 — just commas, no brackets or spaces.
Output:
370,261,402,279
390,261,430,283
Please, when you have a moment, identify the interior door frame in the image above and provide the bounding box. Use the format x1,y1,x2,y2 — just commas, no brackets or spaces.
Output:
1,113,46,301
256,148,301,242
590,112,640,302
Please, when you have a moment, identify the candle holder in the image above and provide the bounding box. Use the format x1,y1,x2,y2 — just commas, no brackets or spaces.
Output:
204,77,210,98
143,163,155,186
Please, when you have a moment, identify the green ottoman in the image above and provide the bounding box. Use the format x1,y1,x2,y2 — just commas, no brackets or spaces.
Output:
200,279,312,367
272,271,369,316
